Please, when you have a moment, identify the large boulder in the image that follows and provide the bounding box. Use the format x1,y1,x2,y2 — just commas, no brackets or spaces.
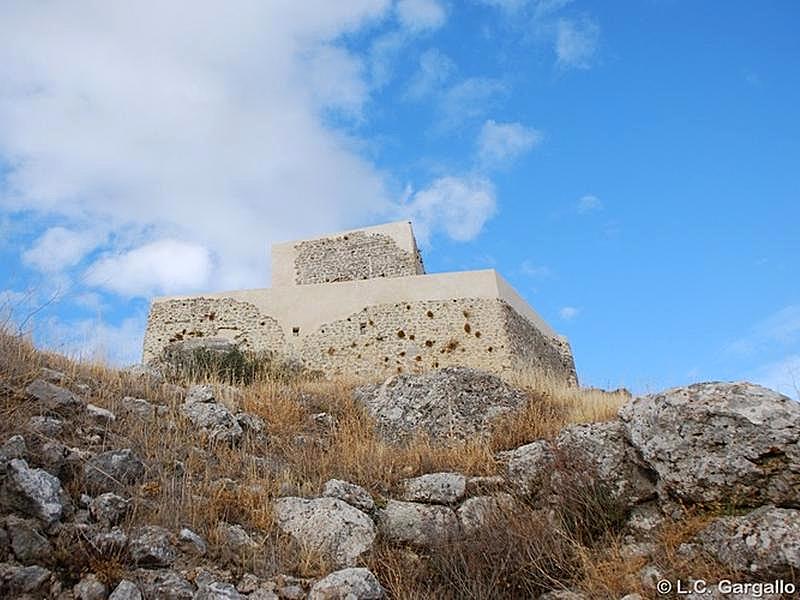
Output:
354,367,528,443
377,500,460,547
181,387,243,444
322,479,374,512
273,497,376,567
83,449,146,495
308,568,385,600
128,526,177,567
401,472,466,505
5,516,53,564
619,382,800,507
0,459,64,524
553,421,656,507
696,505,799,578
25,379,84,414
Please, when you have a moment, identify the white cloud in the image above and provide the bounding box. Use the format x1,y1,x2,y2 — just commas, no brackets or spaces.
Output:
556,17,600,69
400,176,497,244
748,354,800,400
438,78,508,130
85,240,212,298
559,306,580,320
0,1,395,295
396,0,447,32
477,120,542,168
36,314,146,366
22,227,102,272
406,48,456,100
474,0,530,12
577,194,602,214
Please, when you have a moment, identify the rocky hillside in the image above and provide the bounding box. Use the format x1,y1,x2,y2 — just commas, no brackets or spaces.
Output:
0,330,798,599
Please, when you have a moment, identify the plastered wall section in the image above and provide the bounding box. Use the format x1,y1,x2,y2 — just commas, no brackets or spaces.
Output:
271,221,424,287
143,270,577,383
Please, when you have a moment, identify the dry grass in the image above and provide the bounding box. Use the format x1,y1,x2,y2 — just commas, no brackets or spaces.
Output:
0,328,643,595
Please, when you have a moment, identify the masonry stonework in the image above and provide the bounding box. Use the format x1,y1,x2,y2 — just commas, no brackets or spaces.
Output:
143,221,578,385
293,230,424,285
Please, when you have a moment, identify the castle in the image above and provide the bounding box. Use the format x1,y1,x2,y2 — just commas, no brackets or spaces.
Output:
143,221,577,384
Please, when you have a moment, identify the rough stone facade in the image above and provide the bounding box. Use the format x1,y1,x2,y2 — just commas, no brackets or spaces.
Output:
293,230,424,285
143,221,577,384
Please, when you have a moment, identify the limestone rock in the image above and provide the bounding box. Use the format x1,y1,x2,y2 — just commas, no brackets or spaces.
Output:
500,439,554,496
322,479,374,512
83,449,145,495
619,381,800,507
355,367,529,442
134,569,194,599
90,493,130,527
553,420,656,507
123,364,165,385
0,563,52,595
181,390,243,445
119,396,164,421
0,435,26,461
273,497,376,567
92,527,128,555
457,494,515,535
5,516,53,565
74,573,108,600
25,379,84,414
86,403,116,425
39,367,67,383
236,412,266,435
109,579,142,600
308,568,385,600
465,475,506,496
37,439,69,478
377,500,459,547
178,527,207,556
196,579,242,599
696,505,800,578
27,415,64,437
0,458,63,524
128,526,177,567
401,472,466,504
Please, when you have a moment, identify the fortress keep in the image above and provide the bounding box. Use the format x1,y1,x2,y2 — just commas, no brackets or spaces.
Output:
143,221,577,383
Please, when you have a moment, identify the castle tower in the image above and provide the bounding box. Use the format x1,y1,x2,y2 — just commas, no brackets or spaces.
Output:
143,221,577,384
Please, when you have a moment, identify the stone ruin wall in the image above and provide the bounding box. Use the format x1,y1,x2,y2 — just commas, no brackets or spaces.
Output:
143,296,576,383
142,297,285,364
292,231,424,285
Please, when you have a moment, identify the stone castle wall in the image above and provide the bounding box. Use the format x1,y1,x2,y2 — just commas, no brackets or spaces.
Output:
292,230,424,285
142,297,285,364
143,295,576,383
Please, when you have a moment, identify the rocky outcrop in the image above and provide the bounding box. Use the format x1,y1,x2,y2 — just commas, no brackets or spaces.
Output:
355,367,529,443
377,500,460,546
0,459,64,524
273,497,376,567
696,505,800,578
619,381,800,507
322,479,374,512
308,568,385,600
83,449,146,495
25,379,84,414
401,472,466,504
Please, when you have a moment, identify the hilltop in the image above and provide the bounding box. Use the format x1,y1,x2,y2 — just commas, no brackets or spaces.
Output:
0,330,798,599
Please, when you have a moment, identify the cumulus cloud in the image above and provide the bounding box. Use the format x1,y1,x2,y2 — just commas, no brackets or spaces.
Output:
559,306,580,320
22,227,102,273
0,1,397,297
396,0,447,32
556,17,600,69
577,194,603,214
401,176,497,244
36,314,147,366
85,240,212,298
477,120,542,168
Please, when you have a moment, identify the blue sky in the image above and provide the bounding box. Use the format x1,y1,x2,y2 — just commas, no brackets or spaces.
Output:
1,1,798,396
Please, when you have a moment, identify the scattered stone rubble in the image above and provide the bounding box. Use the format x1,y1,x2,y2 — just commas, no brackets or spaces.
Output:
1,363,799,599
